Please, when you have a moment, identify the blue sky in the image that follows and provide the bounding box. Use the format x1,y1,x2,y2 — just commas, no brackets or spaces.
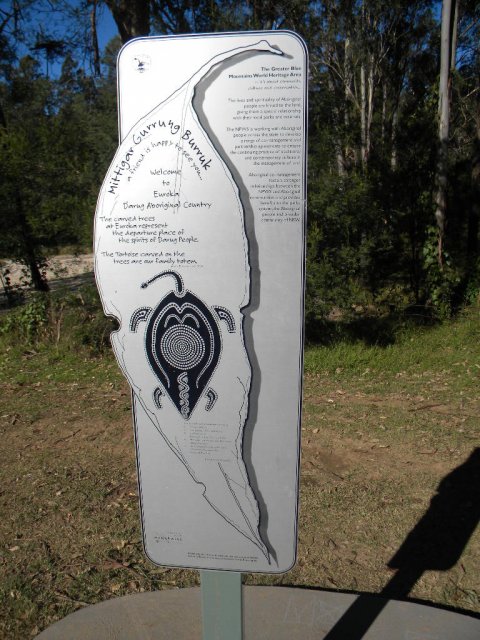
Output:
96,4,118,51
8,1,119,76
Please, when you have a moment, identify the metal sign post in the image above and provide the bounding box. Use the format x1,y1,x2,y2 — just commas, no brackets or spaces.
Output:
201,571,243,640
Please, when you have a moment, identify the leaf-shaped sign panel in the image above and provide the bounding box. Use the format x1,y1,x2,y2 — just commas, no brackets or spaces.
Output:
94,32,307,573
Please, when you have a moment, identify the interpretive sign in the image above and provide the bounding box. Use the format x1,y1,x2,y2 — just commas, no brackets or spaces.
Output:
94,31,307,573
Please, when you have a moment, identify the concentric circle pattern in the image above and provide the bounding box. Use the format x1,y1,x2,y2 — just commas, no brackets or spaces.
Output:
159,324,206,370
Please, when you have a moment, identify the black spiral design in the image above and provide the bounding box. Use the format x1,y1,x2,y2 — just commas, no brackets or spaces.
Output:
160,324,206,370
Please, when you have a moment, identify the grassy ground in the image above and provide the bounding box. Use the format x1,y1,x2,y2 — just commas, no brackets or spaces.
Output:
0,291,479,638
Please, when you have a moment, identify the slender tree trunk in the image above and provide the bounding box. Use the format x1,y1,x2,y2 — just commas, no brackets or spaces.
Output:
342,36,354,170
467,107,480,265
434,0,457,267
360,62,367,167
359,58,373,168
381,82,387,145
327,70,346,177
16,191,49,292
391,107,399,171
104,0,150,43
366,54,374,163
344,37,352,131
450,0,459,71
90,0,101,76
334,136,346,177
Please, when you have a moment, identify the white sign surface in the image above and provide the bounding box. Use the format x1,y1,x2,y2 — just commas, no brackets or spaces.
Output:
94,31,307,573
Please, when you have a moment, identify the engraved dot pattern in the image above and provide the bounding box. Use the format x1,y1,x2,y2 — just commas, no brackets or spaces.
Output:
160,324,205,370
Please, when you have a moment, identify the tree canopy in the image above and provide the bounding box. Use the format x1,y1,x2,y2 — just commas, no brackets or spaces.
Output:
0,0,478,325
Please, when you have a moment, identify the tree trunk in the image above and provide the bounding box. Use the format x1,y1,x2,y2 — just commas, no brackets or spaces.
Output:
344,37,352,130
326,44,346,177
104,0,150,43
391,107,399,171
360,61,367,167
381,82,387,145
90,0,101,76
16,191,49,293
467,106,480,265
450,0,459,72
366,54,374,163
434,0,457,267
328,71,346,177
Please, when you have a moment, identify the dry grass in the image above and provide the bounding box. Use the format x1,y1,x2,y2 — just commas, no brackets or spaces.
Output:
0,303,479,638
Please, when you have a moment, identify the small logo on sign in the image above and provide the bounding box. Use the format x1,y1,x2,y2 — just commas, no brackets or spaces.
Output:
133,55,151,73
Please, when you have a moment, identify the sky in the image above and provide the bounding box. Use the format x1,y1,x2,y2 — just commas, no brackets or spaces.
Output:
8,1,120,77
96,4,118,51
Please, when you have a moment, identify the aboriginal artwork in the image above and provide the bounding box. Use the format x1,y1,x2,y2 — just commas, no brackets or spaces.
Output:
130,270,234,419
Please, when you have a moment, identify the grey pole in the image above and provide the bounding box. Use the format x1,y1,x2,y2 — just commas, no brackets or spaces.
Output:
201,571,243,640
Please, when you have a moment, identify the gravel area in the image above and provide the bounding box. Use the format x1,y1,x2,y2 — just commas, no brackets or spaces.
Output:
0,254,94,287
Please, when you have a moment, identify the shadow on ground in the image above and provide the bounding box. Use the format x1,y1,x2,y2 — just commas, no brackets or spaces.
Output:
305,306,437,347
321,447,480,639
0,272,95,312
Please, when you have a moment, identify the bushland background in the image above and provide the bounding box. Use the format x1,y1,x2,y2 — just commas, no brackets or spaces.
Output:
0,2,479,639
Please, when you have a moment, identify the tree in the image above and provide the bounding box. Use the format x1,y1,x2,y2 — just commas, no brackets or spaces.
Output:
0,56,54,291
434,0,458,267
0,0,478,318
0,51,117,293
103,0,150,43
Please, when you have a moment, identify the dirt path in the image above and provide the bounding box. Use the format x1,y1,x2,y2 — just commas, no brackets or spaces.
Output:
1,254,94,289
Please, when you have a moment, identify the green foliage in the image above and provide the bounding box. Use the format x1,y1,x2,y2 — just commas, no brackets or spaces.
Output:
306,168,402,326
63,286,118,353
0,285,116,354
303,0,479,324
0,1,478,324
462,258,480,306
0,293,49,340
0,52,117,289
422,226,461,318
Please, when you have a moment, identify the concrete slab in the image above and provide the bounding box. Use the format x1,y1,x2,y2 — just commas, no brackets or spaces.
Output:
36,586,480,640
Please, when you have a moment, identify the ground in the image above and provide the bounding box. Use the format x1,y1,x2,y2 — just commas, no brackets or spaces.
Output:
0,278,479,639
1,255,94,289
